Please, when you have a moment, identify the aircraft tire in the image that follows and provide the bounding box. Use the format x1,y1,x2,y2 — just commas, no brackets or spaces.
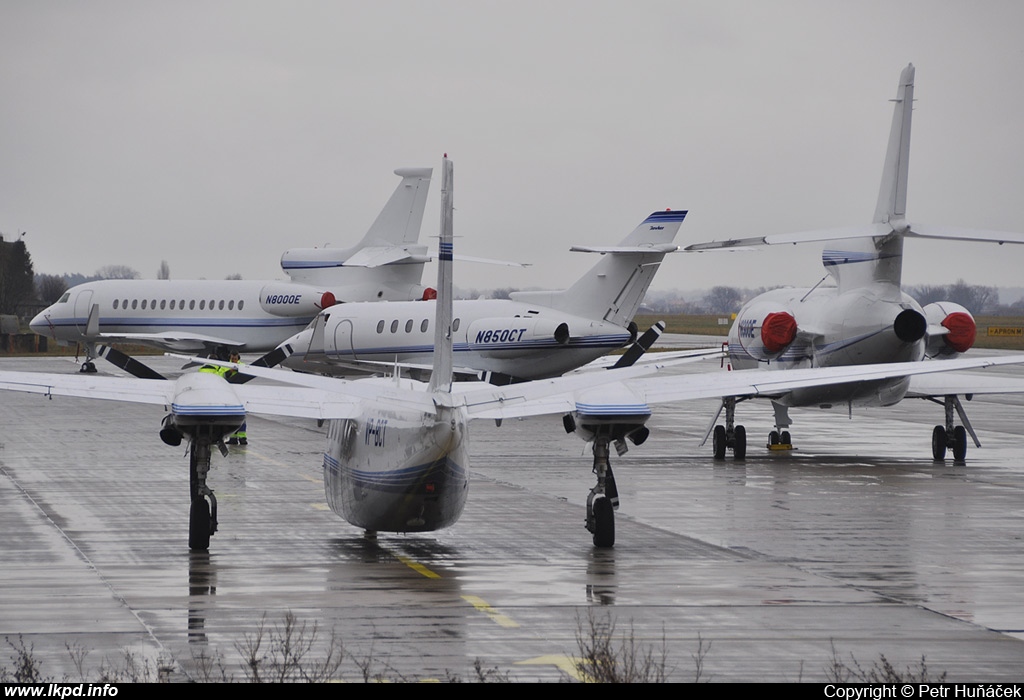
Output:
734,425,747,460
769,431,779,446
952,425,968,462
592,497,615,548
932,426,947,461
713,425,727,460
189,497,211,551
780,430,791,445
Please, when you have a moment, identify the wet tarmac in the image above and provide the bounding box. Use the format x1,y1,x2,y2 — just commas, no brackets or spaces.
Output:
1,354,1023,681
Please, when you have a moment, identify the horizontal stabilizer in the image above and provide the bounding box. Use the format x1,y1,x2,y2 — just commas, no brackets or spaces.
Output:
340,245,428,268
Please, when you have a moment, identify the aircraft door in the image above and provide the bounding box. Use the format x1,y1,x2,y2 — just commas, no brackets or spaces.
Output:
73,290,94,335
332,319,356,359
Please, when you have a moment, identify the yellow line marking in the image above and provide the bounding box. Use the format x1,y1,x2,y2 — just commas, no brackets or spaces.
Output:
396,555,441,579
311,503,330,511
461,595,520,628
517,654,581,680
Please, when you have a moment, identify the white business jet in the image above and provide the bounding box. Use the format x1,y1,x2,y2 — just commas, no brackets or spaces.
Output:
274,208,689,383
685,64,1024,462
30,167,436,375
4,157,1024,552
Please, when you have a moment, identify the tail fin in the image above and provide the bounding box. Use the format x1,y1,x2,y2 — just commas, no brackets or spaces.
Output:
359,167,434,246
827,64,914,295
428,157,454,394
281,168,432,285
510,210,685,327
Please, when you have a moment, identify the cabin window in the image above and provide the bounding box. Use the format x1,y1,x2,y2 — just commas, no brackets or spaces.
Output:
405,320,413,333
151,299,156,309
189,300,195,310
390,320,398,333
228,300,234,310
421,319,428,333
131,300,138,310
208,299,214,309
160,300,166,310
123,299,128,309
170,300,176,310
113,299,119,310
218,300,225,310
141,300,147,310
179,299,185,309
238,300,244,310
452,318,461,332
376,320,385,334
200,300,206,310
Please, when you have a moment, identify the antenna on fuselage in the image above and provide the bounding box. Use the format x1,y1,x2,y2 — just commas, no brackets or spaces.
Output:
428,155,454,394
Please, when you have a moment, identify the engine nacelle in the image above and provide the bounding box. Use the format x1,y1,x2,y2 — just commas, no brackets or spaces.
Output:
466,318,570,357
923,302,976,358
259,283,339,317
732,302,798,361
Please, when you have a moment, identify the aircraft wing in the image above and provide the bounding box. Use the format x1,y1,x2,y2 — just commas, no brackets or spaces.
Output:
0,371,176,405
459,354,1024,421
905,370,1024,398
97,331,250,352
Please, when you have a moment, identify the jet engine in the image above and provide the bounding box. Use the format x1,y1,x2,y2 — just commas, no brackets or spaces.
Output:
923,302,976,358
732,302,798,361
466,318,570,357
259,284,340,317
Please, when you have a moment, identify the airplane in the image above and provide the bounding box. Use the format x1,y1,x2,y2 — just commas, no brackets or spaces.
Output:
3,156,1024,554
273,208,690,383
684,64,1024,462
29,167,437,373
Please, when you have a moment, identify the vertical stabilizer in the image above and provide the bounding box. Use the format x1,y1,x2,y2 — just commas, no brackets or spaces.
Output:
509,210,685,327
429,157,454,394
361,167,434,246
826,64,914,295
874,64,915,225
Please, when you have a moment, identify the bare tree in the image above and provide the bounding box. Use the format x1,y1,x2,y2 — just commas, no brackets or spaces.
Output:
35,274,68,304
96,265,140,280
157,260,170,280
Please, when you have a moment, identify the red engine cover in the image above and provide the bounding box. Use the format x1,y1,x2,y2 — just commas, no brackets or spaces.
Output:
761,312,798,353
318,291,337,310
942,312,976,353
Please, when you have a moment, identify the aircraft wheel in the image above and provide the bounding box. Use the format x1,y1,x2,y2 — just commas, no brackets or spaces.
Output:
780,430,791,445
712,425,727,460
952,425,968,462
189,497,212,551
931,425,947,461
734,425,747,460
592,497,615,548
768,431,779,446
80,361,97,374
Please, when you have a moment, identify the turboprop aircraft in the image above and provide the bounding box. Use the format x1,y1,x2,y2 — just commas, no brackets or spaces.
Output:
4,157,1024,553
29,167,437,373
273,208,689,383
684,64,1024,462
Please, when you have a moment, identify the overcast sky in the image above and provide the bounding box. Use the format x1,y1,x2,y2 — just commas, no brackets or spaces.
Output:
2,1,1023,298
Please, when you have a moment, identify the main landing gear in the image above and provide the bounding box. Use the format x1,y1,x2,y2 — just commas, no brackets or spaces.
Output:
585,435,618,548
711,397,747,460
931,395,971,462
77,342,98,373
188,430,219,551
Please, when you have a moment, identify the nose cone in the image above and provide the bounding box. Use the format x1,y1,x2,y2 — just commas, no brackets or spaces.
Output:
29,309,54,338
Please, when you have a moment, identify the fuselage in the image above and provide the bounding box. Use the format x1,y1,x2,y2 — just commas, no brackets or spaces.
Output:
729,283,926,407
284,298,635,381
31,274,430,353
322,379,469,533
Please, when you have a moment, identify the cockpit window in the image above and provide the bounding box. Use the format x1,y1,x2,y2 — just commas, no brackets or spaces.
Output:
58,292,70,303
